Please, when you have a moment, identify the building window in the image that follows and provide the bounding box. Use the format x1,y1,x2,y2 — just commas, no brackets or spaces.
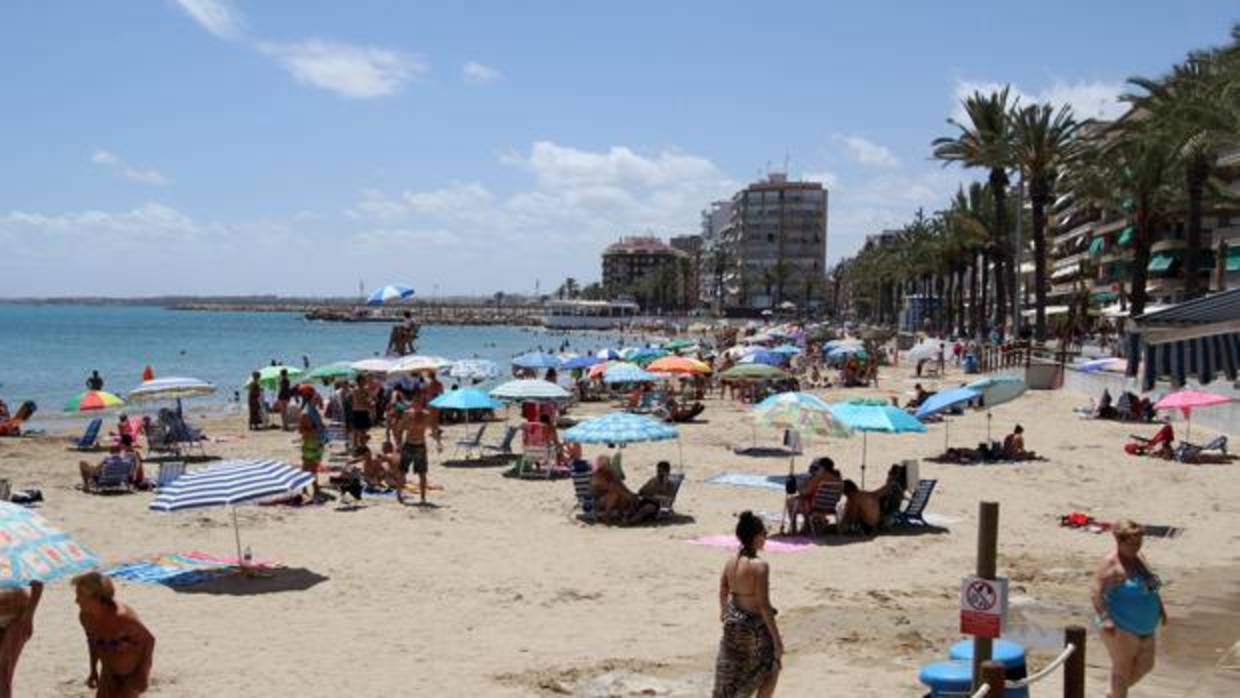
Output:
1219,214,1232,228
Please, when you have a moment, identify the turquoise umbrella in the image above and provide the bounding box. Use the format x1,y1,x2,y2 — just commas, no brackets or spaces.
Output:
0,502,99,588
428,388,502,411
562,412,678,444
603,363,658,384
828,403,926,486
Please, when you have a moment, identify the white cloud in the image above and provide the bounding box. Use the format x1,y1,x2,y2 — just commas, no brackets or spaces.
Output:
799,171,839,189
508,141,727,190
833,135,899,168
257,40,428,98
952,79,1127,123
462,61,502,84
90,149,170,186
173,0,245,40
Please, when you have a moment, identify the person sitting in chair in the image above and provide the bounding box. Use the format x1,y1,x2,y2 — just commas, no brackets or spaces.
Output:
626,460,677,525
782,458,838,535
591,455,639,522
1002,424,1037,460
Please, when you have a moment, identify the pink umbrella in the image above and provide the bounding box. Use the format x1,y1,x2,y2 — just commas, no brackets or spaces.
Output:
1153,390,1233,440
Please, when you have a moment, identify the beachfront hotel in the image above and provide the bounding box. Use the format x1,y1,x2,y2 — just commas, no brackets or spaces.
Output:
600,236,694,311
703,173,830,313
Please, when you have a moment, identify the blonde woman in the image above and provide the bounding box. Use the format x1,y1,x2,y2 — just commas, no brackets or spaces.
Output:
73,572,155,697
1091,520,1167,698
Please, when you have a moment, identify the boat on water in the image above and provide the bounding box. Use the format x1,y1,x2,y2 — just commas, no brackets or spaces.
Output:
541,300,639,330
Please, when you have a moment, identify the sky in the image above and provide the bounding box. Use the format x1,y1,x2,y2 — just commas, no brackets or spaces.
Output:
1,1,1236,297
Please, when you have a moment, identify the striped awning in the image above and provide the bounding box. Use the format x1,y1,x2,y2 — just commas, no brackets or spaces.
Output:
1125,288,1240,390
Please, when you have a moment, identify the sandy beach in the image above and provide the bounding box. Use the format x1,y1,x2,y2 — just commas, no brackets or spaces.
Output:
2,364,1238,697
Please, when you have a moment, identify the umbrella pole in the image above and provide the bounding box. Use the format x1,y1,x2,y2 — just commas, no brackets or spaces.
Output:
945,418,950,452
986,411,992,443
231,506,245,569
861,432,868,488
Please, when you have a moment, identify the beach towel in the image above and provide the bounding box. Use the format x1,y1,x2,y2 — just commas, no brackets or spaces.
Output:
105,551,276,586
704,473,788,491
688,534,814,552
1058,513,1183,539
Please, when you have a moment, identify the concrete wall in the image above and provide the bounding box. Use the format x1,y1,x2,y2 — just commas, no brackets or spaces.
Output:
1062,368,1239,437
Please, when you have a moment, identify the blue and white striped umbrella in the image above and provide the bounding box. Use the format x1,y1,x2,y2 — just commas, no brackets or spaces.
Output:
489,379,571,401
150,459,314,512
366,284,415,305
562,412,679,444
603,362,659,384
127,376,217,403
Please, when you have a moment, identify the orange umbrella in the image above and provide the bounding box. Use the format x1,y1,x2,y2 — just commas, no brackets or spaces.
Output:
647,356,711,374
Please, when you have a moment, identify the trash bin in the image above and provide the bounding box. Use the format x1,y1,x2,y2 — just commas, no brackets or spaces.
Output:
918,660,972,697
949,639,1029,698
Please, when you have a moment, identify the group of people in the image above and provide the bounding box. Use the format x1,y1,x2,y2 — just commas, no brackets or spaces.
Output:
780,458,908,536
0,573,155,697
581,455,679,525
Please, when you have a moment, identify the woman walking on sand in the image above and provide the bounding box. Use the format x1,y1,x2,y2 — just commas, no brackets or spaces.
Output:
1091,519,1167,698
712,511,782,697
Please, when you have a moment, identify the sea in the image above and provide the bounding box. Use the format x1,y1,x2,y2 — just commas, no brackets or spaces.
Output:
0,304,639,429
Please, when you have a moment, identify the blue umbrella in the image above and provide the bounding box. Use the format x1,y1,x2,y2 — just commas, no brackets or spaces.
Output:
366,284,415,305
596,348,622,360
562,412,678,444
770,344,802,355
428,388,502,411
915,387,981,451
603,363,658,384
559,355,601,370
512,352,561,369
829,403,927,486
740,350,785,366
150,459,315,564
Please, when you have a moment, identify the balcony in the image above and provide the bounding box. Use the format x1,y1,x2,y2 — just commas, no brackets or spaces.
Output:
1151,238,1187,254
1053,220,1095,244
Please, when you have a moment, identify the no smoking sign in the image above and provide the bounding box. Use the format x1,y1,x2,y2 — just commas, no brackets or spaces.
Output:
960,576,1009,638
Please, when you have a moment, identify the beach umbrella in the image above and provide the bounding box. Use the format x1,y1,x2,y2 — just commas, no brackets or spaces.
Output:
558,355,601,370
720,364,788,381
771,344,802,355
428,388,502,411
646,356,711,375
753,392,851,439
965,376,1028,440
389,355,452,373
827,345,867,359
365,284,414,305
662,338,694,352
489,379,571,401
63,390,125,413
150,458,315,565
596,348,621,360
512,352,561,370
127,377,216,403
588,361,615,379
350,358,397,374
1079,357,1127,373
629,348,669,365
448,359,499,380
562,412,679,444
296,363,358,384
828,403,927,486
739,350,785,366
905,342,941,363
0,502,99,588
603,363,659,384
914,387,981,450
1154,389,1233,440
244,365,304,390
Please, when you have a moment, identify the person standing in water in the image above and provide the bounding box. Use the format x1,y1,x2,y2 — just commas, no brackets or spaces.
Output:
1091,519,1167,698
713,511,782,697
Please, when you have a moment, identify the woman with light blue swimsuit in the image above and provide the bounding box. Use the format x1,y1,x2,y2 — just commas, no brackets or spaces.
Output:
1091,520,1167,698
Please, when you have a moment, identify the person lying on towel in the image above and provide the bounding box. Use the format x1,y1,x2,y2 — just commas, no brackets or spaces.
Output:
1125,423,1174,458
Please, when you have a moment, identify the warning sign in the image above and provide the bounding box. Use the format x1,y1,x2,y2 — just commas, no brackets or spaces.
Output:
960,576,1008,638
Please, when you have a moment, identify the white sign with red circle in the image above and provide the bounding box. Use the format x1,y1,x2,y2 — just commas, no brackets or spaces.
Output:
960,576,1008,638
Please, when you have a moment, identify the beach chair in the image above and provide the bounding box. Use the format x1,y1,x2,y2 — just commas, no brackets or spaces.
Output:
167,412,208,457
72,418,103,451
807,484,843,536
91,455,136,493
892,479,937,527
571,470,597,523
521,422,556,474
482,426,519,456
143,419,181,457
1174,435,1228,463
155,461,186,490
454,423,488,459
654,473,684,520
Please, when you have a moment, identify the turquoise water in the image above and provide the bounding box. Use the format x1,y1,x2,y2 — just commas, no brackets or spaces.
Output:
0,304,633,428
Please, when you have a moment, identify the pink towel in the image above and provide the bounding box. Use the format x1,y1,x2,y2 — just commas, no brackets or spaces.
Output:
687,535,814,552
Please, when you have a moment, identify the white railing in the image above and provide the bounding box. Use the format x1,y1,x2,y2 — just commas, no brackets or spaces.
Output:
1007,643,1078,689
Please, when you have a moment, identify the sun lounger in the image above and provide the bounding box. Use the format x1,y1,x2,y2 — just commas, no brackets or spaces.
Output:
92,455,136,493
807,484,843,536
1174,435,1229,463
156,461,186,489
892,479,937,527
72,417,103,451
571,470,597,522
482,425,518,456
454,424,487,459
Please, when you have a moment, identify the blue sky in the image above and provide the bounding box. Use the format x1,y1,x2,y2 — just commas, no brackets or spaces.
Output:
1,1,1236,297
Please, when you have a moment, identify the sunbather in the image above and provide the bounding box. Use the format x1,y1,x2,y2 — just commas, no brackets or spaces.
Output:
1002,424,1037,460
79,437,144,491
1125,423,1175,458
591,455,638,522
782,458,838,535
73,572,155,697
0,401,36,437
626,460,675,525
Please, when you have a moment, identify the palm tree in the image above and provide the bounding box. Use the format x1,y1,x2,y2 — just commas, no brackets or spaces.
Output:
1011,102,1081,342
933,86,1019,332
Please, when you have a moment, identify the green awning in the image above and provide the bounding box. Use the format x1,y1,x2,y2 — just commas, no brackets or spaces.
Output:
1088,237,1104,256
1117,226,1134,247
1148,253,1175,272
1090,291,1119,303
1228,246,1240,272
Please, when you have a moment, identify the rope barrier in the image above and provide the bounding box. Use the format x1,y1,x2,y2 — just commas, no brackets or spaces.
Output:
1007,643,1078,689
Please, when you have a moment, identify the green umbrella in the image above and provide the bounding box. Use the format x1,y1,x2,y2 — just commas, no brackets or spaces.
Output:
662,338,694,352
297,362,358,384
243,365,303,390
720,364,789,380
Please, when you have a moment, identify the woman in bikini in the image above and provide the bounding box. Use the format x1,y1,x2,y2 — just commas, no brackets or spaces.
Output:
73,572,155,697
0,580,42,696
713,511,782,697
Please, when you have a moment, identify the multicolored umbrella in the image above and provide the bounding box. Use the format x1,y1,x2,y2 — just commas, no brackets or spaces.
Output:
0,502,99,587
63,390,125,413
1154,389,1233,439
350,357,397,374
562,412,678,444
365,284,415,305
752,392,850,438
127,376,217,403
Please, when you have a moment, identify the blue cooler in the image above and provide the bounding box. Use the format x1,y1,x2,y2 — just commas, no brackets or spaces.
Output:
948,640,1029,698
918,660,972,697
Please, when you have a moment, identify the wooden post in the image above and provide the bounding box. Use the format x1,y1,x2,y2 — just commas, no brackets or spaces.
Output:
973,501,1000,690
1064,624,1087,698
981,660,1006,697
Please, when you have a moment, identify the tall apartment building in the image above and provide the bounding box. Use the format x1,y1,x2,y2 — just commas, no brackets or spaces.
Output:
712,174,829,311
699,200,735,310
668,234,703,310
600,236,690,311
